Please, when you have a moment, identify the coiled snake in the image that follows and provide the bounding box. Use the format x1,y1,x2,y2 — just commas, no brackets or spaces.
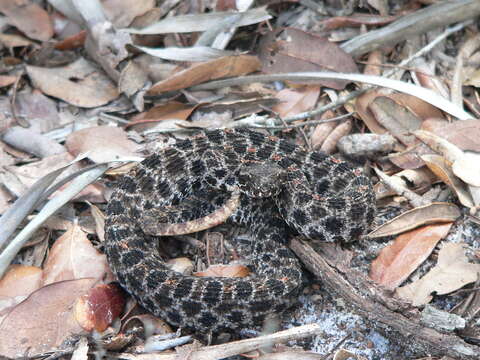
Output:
105,128,375,334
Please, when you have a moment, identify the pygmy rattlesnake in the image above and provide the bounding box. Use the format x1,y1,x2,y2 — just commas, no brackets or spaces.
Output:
105,128,376,334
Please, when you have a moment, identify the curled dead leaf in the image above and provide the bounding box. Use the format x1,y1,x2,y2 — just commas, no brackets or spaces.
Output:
194,264,250,278
368,202,461,238
370,222,453,290
42,222,110,285
0,278,96,358
148,55,261,95
26,58,119,108
421,154,474,208
396,242,480,306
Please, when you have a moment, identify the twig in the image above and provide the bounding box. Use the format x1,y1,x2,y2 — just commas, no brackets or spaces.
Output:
190,72,470,119
340,0,480,57
113,323,322,360
254,113,353,130
290,239,480,359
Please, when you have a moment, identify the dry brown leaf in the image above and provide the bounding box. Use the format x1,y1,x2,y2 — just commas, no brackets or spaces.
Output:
90,204,106,242
54,30,87,51
16,90,61,133
42,222,110,285
5,152,105,203
374,167,437,200
396,242,480,306
421,154,474,208
271,86,320,118
0,265,42,298
369,203,461,238
356,91,444,136
0,75,17,88
415,130,480,187
0,0,53,41
320,120,352,154
194,264,250,278
369,96,422,146
103,0,156,28
26,58,119,108
413,61,450,99
258,28,358,90
370,222,452,290
319,13,397,30
363,51,384,76
74,283,125,332
451,152,480,188
387,118,480,171
0,33,35,48
128,101,199,131
65,126,141,163
310,110,338,149
355,89,388,134
421,118,480,152
389,93,444,121
148,55,261,95
0,278,96,358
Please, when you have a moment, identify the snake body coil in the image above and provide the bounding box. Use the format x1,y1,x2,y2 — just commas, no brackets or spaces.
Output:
105,128,375,333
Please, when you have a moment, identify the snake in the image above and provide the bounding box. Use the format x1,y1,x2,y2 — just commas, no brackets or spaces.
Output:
104,128,376,334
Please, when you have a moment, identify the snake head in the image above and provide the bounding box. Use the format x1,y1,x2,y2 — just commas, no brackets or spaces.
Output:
236,162,286,198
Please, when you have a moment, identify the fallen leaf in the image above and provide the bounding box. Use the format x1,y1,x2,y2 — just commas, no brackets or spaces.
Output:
320,13,397,30
422,118,480,153
0,0,53,41
0,278,96,358
16,90,61,133
421,154,474,208
5,152,105,203
75,283,125,332
54,30,87,51
374,167,437,200
26,58,119,108
65,126,141,163
415,130,480,187
128,101,199,131
320,119,352,154
90,204,106,242
148,55,261,95
396,242,480,306
0,33,35,48
451,152,480,188
135,45,234,62
368,203,461,238
369,96,422,146
310,110,338,149
258,28,358,89
272,86,320,118
102,0,156,28
0,75,17,88
42,222,110,285
356,91,444,136
126,7,271,34
0,265,42,298
194,264,250,278
370,223,453,290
